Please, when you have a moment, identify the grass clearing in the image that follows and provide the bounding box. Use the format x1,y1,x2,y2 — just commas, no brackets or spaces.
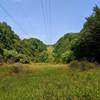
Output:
0,63,100,100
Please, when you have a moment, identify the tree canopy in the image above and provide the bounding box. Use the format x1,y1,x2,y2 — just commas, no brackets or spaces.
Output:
0,22,47,63
72,6,100,62
0,6,100,64
53,33,79,63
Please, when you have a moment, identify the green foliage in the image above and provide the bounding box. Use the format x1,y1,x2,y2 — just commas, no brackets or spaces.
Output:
0,6,100,64
15,38,47,62
10,64,30,74
11,65,23,74
0,54,3,64
54,33,79,63
61,50,75,63
46,46,55,63
3,49,30,64
17,54,31,64
72,6,100,62
0,64,100,99
35,51,48,62
0,22,20,50
3,49,18,63
54,6,100,64
0,22,47,63
38,52,47,62
69,60,96,71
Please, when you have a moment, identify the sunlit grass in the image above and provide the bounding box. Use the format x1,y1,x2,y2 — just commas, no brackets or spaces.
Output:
0,63,100,100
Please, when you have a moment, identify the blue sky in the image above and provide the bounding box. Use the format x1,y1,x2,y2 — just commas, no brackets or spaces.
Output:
0,0,99,44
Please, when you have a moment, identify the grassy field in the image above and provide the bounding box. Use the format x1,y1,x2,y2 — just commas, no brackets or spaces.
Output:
0,63,100,100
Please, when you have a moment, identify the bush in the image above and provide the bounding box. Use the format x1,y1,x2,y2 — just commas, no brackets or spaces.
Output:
3,49,18,63
10,64,32,74
80,61,96,71
69,60,96,71
11,65,25,74
0,54,3,65
17,54,31,64
61,50,75,63
3,49,31,64
69,60,81,69
11,65,21,74
35,51,48,63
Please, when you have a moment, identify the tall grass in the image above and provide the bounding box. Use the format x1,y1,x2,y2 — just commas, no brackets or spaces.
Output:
0,63,100,100
69,60,97,71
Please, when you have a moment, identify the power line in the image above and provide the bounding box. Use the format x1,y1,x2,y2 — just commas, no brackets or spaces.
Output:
40,0,53,43
0,3,28,36
45,0,50,34
40,0,48,33
46,0,52,42
48,0,52,33
48,0,53,42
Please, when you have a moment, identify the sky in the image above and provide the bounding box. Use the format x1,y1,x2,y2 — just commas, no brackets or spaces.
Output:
0,0,100,44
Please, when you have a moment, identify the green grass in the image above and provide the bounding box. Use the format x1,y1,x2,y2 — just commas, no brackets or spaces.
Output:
0,64,100,100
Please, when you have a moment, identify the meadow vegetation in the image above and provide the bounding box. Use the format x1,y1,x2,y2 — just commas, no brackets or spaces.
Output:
0,63,100,100
0,5,100,100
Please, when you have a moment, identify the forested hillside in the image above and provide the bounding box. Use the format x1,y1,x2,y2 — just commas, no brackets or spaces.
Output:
53,33,80,63
0,6,100,64
72,6,100,62
53,6,100,64
0,22,47,64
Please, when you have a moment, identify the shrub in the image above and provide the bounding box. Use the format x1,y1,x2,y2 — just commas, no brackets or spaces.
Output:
69,60,96,71
11,65,21,74
80,61,96,71
3,49,31,64
10,64,32,74
17,54,31,64
0,54,3,65
10,65,25,74
3,49,18,63
35,51,48,63
61,50,75,63
69,60,81,69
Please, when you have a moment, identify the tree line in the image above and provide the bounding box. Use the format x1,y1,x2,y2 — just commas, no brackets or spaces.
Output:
53,6,100,63
0,22,48,63
0,6,100,64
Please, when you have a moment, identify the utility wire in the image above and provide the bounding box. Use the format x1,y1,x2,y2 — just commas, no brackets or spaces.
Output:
40,0,48,33
48,0,52,33
40,0,53,43
45,0,50,34
0,3,28,36
46,0,52,43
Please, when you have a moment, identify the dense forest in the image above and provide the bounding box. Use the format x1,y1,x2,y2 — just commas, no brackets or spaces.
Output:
54,6,100,63
0,6,100,64
0,22,48,63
